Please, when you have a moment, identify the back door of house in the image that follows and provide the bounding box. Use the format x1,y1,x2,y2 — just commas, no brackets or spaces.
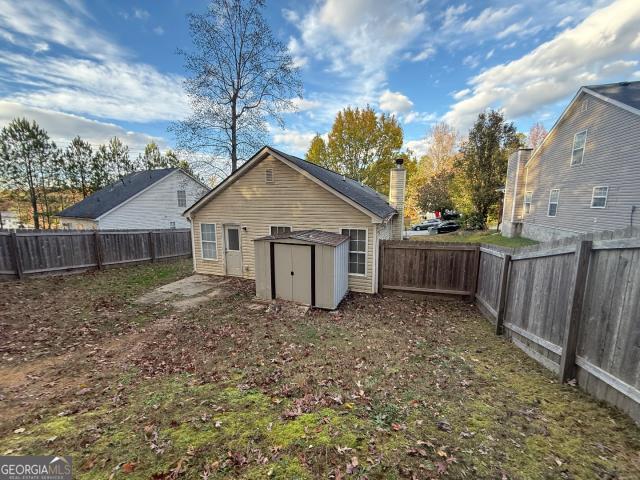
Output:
224,225,242,276
273,243,312,305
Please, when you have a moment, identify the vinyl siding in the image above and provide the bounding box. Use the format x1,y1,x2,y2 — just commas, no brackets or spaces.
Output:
523,92,640,238
98,171,208,230
191,155,378,293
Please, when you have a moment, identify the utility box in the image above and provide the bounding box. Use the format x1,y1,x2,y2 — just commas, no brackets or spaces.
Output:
254,230,349,310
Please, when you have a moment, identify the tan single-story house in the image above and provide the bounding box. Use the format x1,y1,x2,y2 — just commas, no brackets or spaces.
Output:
183,146,406,294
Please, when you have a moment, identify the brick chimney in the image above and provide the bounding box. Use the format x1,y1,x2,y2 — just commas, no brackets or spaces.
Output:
389,158,406,240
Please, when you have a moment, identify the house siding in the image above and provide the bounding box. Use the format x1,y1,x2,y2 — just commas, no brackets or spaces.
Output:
190,154,379,293
97,171,207,230
517,92,640,241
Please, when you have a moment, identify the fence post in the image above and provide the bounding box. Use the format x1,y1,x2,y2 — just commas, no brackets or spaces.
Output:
148,231,156,262
94,231,103,269
495,253,511,335
377,241,385,293
9,232,24,280
559,240,592,383
468,245,481,301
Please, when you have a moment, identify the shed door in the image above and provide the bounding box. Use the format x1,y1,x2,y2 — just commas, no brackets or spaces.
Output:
273,244,312,305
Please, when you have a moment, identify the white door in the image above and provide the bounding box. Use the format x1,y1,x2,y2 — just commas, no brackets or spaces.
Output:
273,243,312,305
224,225,242,276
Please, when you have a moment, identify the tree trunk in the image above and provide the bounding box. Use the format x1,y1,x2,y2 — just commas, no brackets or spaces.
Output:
231,98,238,172
29,187,39,229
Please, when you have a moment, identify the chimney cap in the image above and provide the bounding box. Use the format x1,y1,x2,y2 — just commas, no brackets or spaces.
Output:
395,157,404,167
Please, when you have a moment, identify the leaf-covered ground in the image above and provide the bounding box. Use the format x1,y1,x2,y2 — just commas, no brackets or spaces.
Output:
411,230,538,248
1,260,639,479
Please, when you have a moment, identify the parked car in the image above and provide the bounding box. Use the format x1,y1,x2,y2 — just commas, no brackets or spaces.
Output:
429,220,460,234
411,219,441,231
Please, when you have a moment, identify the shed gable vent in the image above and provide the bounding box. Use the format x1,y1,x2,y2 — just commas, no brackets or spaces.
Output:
265,168,274,184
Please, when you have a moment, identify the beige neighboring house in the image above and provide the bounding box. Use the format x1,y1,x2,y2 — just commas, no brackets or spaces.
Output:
502,81,640,242
183,146,406,294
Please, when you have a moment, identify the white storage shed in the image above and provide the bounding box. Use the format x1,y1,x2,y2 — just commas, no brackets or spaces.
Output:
254,230,349,310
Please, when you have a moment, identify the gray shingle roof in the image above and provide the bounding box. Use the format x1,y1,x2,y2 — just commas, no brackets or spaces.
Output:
58,168,177,219
269,147,397,220
586,81,640,111
255,229,349,246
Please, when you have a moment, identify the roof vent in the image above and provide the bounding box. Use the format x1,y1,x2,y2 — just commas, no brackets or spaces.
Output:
342,175,346,181
619,81,630,86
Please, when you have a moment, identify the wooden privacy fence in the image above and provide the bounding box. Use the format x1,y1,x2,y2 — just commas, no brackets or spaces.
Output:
379,228,640,423
0,229,192,280
475,229,640,423
378,241,480,298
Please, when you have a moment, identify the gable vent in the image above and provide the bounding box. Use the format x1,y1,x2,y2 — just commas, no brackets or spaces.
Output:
265,168,274,184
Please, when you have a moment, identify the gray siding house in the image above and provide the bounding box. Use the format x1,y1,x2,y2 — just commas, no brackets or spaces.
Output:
502,81,640,242
58,169,209,230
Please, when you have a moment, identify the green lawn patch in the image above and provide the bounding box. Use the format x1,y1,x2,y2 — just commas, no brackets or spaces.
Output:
412,230,538,248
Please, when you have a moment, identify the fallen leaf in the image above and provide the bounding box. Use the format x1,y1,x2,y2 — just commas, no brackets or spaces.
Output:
122,462,137,473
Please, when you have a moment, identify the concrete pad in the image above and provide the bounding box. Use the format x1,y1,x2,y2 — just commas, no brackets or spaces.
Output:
136,274,233,309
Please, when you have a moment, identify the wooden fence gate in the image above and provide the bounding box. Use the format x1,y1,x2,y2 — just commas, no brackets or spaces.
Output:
378,240,480,298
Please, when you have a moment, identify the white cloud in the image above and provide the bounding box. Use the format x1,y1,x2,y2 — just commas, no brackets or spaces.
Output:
405,138,430,157
461,6,521,34
379,90,414,115
287,37,308,68
153,26,164,36
292,0,427,96
0,101,165,153
440,4,469,30
462,54,480,69
444,0,640,130
557,16,574,28
0,52,187,123
291,98,321,111
403,111,437,125
0,0,123,60
271,128,317,155
452,88,471,100
411,45,436,62
486,49,495,60
133,8,150,20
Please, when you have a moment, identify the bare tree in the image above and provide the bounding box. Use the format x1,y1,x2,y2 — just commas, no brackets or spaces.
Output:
528,122,548,150
173,0,302,173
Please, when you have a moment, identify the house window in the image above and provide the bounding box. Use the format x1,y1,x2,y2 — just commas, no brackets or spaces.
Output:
591,186,608,208
548,189,559,217
200,223,217,259
177,190,187,207
169,221,176,229
265,168,274,184
523,191,533,215
270,225,291,235
342,228,366,275
571,131,587,166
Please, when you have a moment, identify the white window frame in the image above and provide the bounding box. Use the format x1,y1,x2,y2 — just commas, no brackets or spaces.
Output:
177,190,187,207
269,225,292,235
547,189,559,217
591,186,609,209
200,223,218,260
265,168,274,184
570,130,587,166
341,227,367,277
523,191,533,215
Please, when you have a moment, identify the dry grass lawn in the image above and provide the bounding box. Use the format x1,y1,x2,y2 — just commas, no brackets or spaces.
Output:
1,260,639,479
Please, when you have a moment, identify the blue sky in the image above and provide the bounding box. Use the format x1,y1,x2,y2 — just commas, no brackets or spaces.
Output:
0,0,639,164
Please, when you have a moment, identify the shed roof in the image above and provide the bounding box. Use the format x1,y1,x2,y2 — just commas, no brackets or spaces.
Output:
254,229,349,246
58,169,177,219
